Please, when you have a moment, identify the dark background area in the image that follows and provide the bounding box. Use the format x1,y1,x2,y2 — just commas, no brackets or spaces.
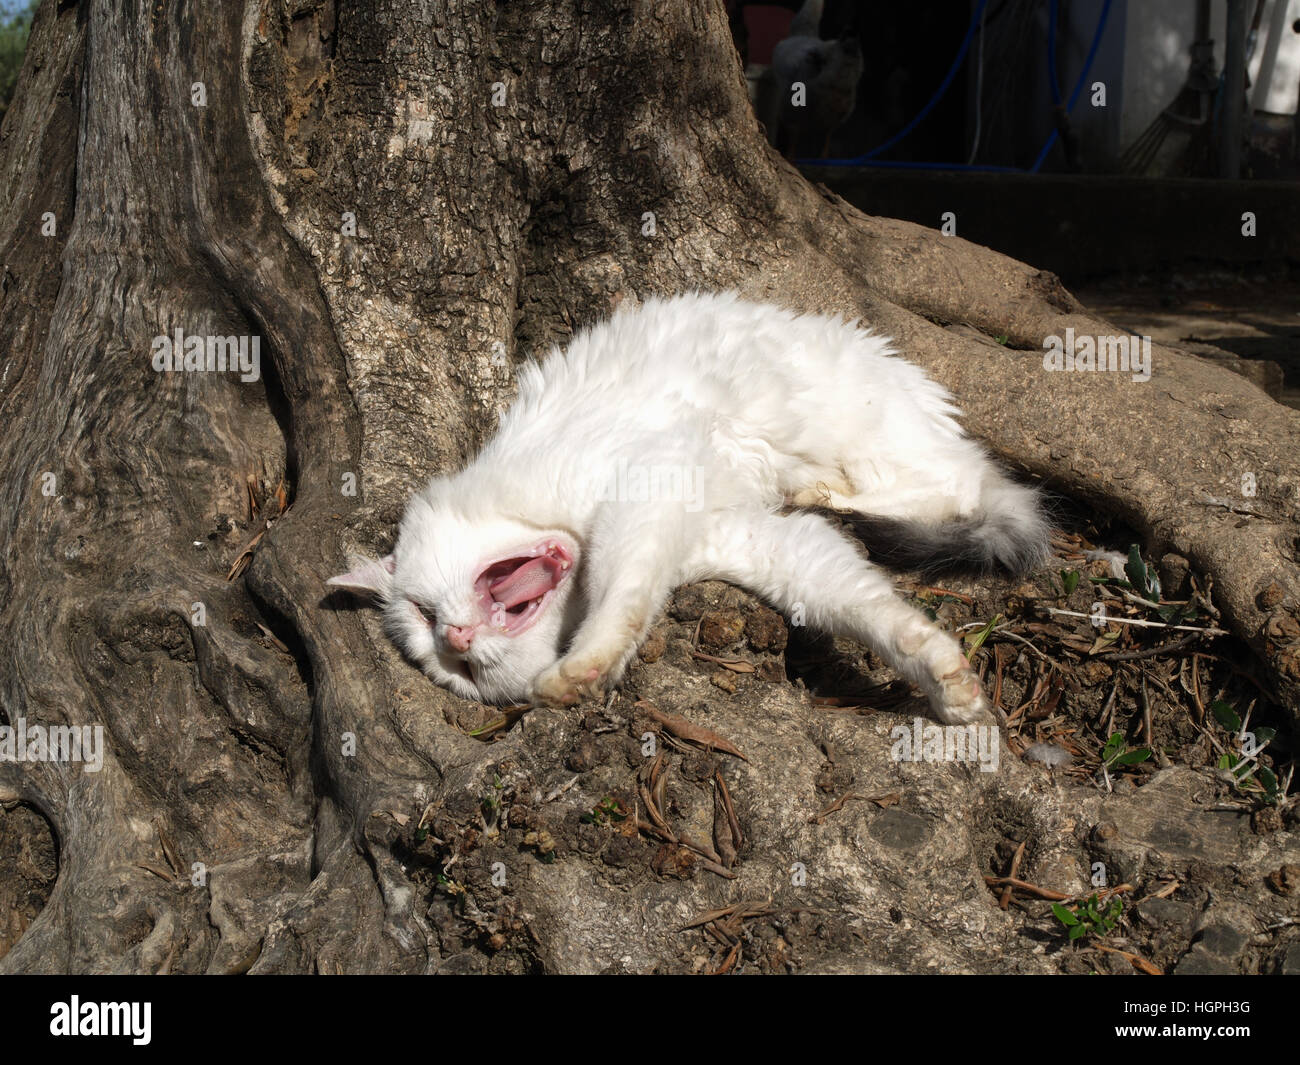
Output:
731,0,1300,407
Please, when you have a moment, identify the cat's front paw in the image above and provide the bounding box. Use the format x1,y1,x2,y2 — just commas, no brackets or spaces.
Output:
914,632,998,725
931,664,994,725
533,659,606,707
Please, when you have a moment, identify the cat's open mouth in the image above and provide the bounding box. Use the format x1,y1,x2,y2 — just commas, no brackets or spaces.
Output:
474,540,574,637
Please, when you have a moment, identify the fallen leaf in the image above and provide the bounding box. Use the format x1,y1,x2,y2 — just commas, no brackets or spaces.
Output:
637,701,748,762
691,650,757,673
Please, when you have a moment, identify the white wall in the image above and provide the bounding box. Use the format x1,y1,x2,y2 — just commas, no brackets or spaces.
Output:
1120,0,1300,146
1253,0,1300,112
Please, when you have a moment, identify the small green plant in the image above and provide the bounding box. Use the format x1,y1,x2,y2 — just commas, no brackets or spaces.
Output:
434,873,467,905
1100,732,1151,771
962,614,1001,657
580,797,627,826
1120,546,1202,623
480,774,505,817
1210,701,1281,803
1052,893,1123,942
1060,568,1080,596
1123,545,1161,603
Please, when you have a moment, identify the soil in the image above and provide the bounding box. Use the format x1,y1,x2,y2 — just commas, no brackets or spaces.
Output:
374,509,1298,974
1077,273,1300,409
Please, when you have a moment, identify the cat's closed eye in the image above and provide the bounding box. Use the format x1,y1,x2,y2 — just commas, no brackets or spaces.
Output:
410,600,436,627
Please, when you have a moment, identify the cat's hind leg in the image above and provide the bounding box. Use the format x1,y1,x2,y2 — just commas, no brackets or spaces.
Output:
686,508,993,724
792,434,1048,576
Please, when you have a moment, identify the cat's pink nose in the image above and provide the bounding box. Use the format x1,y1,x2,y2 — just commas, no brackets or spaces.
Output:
446,625,475,652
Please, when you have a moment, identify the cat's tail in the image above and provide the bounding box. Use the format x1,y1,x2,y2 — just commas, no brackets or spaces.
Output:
824,476,1052,578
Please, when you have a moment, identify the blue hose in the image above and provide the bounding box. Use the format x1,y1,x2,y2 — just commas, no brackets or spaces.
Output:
1030,0,1114,172
809,159,1022,173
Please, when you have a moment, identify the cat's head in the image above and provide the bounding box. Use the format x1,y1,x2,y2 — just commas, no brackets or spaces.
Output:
327,491,581,704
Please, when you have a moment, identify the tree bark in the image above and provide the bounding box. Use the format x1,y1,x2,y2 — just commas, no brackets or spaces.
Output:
0,0,1296,973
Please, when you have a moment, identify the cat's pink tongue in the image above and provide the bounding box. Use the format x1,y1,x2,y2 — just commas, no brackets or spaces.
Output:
488,556,561,609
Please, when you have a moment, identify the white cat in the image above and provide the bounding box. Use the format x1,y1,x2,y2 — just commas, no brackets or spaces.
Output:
328,292,1048,724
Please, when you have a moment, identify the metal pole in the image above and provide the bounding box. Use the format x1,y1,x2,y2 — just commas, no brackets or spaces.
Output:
1196,0,1212,42
1221,0,1247,178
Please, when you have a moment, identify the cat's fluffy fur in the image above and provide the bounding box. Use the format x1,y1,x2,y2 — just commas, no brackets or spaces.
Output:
329,292,1049,724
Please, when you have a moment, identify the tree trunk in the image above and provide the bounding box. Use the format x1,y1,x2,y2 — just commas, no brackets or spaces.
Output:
0,0,1296,974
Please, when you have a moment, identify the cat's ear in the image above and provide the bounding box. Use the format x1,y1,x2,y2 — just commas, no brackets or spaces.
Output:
327,554,395,599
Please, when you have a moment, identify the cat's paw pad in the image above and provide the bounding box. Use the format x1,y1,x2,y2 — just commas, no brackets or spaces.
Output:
533,662,605,707
933,665,994,725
